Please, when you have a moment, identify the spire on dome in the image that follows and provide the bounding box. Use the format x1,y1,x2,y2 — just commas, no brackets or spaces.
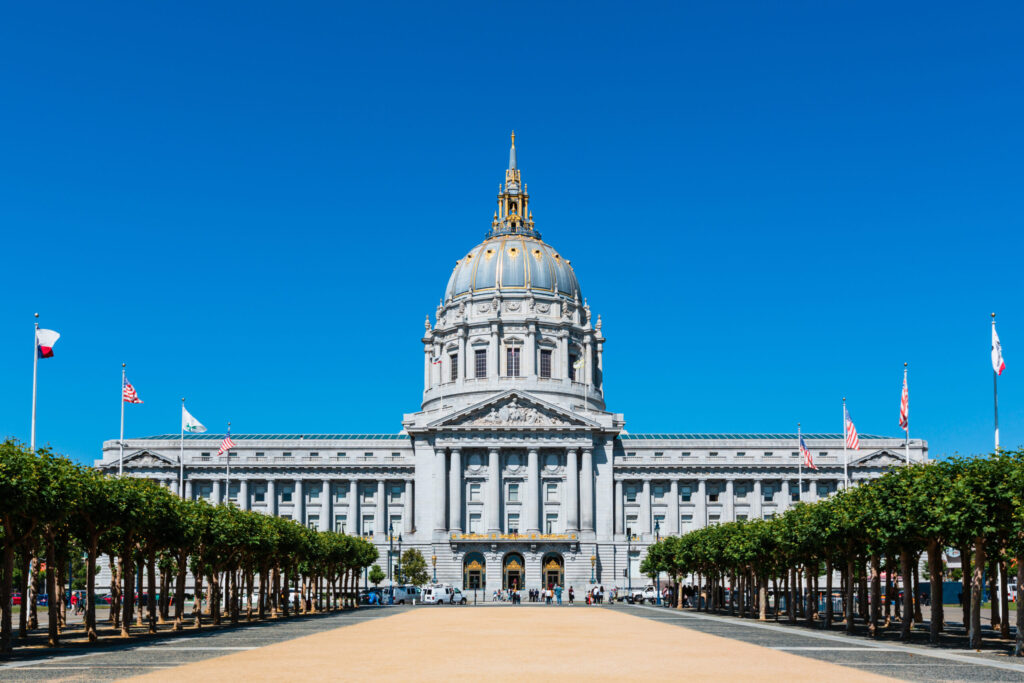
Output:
485,134,540,240
509,131,517,170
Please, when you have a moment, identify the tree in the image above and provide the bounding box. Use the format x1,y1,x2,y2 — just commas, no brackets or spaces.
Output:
368,564,385,587
399,549,429,586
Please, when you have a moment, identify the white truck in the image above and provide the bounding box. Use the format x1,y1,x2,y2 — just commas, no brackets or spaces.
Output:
630,584,658,604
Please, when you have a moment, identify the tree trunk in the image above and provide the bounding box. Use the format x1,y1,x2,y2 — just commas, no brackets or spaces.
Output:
173,553,186,631
110,555,121,628
913,552,923,624
46,538,59,646
824,559,834,629
192,568,203,629
1,545,17,655
28,554,40,630
858,560,869,619
970,537,986,649
17,551,29,639
282,568,290,617
1000,556,1010,639
900,549,914,641
1015,556,1023,657
869,554,881,638
884,558,893,627
927,541,943,644
147,551,157,634
961,544,971,630
845,557,856,634
989,555,1001,629
85,538,99,642
120,543,134,637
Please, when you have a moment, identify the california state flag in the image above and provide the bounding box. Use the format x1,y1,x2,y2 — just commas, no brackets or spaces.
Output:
36,329,60,358
992,322,1006,375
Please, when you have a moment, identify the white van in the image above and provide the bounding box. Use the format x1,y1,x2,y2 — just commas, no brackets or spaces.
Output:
422,585,466,605
391,585,420,604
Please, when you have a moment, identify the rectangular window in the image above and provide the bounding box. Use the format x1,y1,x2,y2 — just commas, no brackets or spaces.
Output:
654,451,664,458
362,487,374,503
652,485,665,500
737,451,746,457
475,349,487,378
508,483,520,502
625,485,637,503
507,513,519,534
309,451,319,459
625,515,638,534
545,482,558,503
389,514,401,533
336,451,346,458
681,451,691,458
390,485,402,503
282,451,292,458
506,347,521,377
653,514,665,532
200,452,211,462
681,514,693,526
335,486,347,502
680,486,692,502
708,487,719,503
709,451,719,457
540,349,552,378
735,485,748,498
306,515,319,530
762,485,775,502
450,354,458,381
391,452,400,459
363,451,373,459
469,483,482,502
791,451,799,458
817,484,830,497
361,516,374,535
469,513,482,533
334,514,347,533
819,452,828,458
708,514,721,525
736,514,748,521
255,451,265,459
568,355,578,380
545,513,558,534
308,487,320,501
626,452,637,458
790,484,800,502
281,486,293,503
253,486,266,503
763,451,774,457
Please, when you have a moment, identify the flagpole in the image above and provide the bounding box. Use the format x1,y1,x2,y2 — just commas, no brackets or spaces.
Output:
119,363,126,476
842,398,849,489
797,422,802,503
225,421,231,505
30,313,39,452
180,398,186,498
993,313,1000,451
904,362,910,465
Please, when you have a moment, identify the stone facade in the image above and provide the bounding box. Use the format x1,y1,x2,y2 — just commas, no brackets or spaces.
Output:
96,136,928,594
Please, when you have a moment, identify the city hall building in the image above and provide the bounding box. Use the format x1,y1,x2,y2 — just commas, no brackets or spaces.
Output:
98,137,927,593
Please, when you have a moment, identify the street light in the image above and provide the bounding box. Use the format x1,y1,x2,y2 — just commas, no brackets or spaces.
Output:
432,555,437,583
397,534,403,584
590,555,596,584
654,520,661,606
388,522,394,588
626,527,633,598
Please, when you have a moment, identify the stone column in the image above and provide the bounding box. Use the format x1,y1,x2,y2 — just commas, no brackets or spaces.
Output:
170,479,179,496
449,449,463,532
596,340,604,390
404,480,414,534
526,448,540,533
584,338,593,385
580,448,594,532
433,448,447,533
695,479,707,528
267,479,276,516
184,479,193,500
457,328,466,386
423,345,432,392
668,480,680,534
639,479,651,534
295,480,304,525
558,331,568,380
724,479,734,522
780,479,791,511
376,480,386,535
487,448,501,532
488,324,499,378
321,480,331,531
348,480,359,533
239,479,249,511
526,321,537,378
211,480,221,505
752,480,762,520
565,449,579,532
614,479,624,534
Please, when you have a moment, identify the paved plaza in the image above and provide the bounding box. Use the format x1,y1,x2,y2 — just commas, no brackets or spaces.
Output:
5,605,1024,682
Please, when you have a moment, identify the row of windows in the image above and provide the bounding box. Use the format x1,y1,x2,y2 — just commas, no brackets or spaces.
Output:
462,511,562,534
458,349,558,379
464,482,560,503
625,451,835,459
204,483,407,505
624,482,833,503
199,451,404,459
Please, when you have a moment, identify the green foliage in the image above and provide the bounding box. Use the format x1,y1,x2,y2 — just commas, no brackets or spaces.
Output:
399,548,430,586
368,564,385,586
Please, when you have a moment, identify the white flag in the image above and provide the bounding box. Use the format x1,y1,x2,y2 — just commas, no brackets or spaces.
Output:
992,323,1006,375
182,405,207,433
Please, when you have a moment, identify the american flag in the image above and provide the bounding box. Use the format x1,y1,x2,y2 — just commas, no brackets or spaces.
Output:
431,355,442,365
217,429,235,456
799,434,817,470
845,406,860,450
122,379,143,404
899,372,909,431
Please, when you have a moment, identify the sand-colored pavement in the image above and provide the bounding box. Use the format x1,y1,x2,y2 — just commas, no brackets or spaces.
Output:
121,607,898,682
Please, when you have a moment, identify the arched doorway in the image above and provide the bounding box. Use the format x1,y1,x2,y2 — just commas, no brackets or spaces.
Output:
463,552,485,591
503,553,525,590
542,552,564,588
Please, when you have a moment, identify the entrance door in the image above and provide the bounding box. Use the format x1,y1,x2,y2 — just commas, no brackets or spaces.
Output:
503,553,525,590
507,571,521,590
463,552,486,591
545,569,560,588
542,553,564,588
467,571,482,589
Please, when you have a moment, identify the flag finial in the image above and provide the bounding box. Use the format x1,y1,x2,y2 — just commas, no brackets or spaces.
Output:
122,362,126,368
904,361,908,368
34,312,39,319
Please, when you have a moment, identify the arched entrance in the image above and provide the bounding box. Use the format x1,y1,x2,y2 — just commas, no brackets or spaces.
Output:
542,552,564,588
503,553,525,590
463,552,485,591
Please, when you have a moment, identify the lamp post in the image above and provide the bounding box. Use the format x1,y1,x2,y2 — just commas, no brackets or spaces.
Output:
387,522,394,589
590,555,596,584
397,534,403,585
654,520,661,606
432,555,437,584
626,527,633,599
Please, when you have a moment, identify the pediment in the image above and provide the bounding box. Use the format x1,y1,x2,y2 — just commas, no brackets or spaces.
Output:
428,391,598,430
103,449,177,470
850,449,905,468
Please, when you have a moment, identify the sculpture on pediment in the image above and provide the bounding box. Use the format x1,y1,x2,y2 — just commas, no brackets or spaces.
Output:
453,398,571,427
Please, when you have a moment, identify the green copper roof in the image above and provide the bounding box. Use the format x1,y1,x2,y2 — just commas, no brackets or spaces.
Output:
142,434,410,441
618,433,891,440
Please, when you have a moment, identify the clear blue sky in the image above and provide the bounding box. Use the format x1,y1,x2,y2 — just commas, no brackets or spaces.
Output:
2,2,1021,464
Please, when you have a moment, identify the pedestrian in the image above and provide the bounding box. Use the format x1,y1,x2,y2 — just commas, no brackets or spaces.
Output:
555,584,563,606
569,586,574,604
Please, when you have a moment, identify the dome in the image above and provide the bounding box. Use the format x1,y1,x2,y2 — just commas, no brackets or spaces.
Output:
444,235,581,302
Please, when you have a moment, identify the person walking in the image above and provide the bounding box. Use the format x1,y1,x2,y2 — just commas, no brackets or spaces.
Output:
568,586,574,604
555,584,563,606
